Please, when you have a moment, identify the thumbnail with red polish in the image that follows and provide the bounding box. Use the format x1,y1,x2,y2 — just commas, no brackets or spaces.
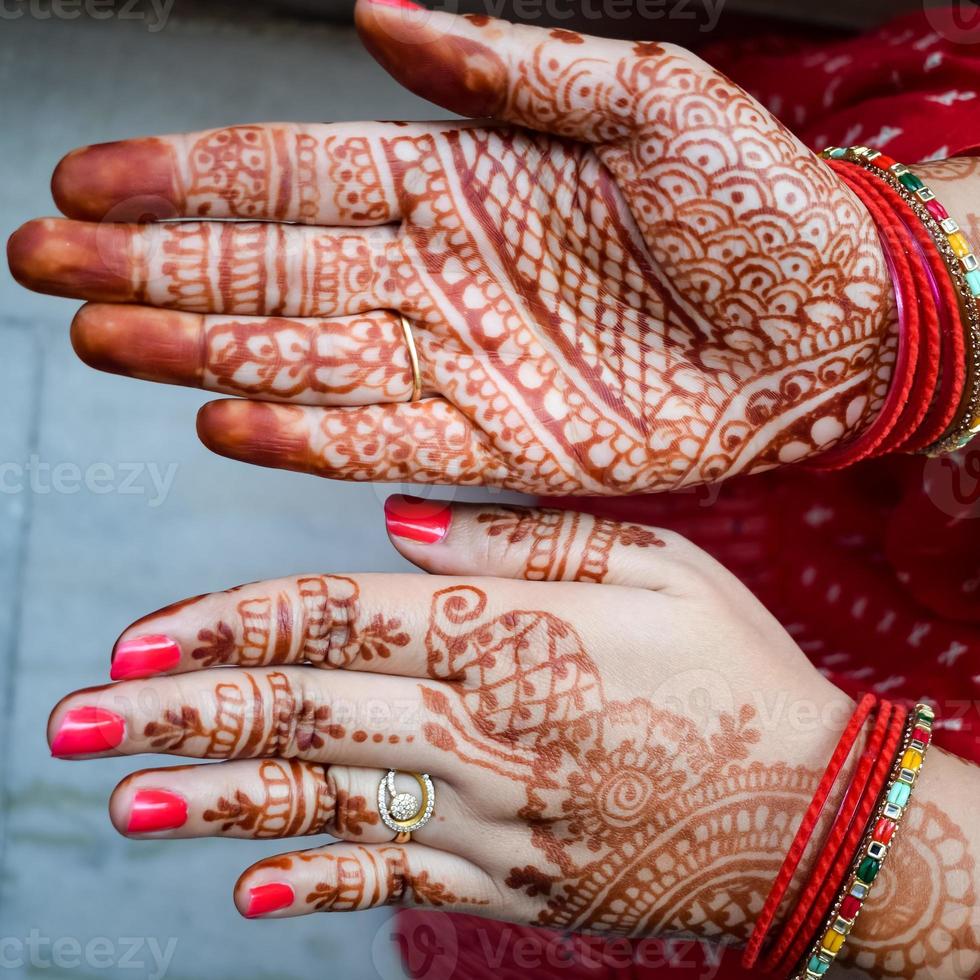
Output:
369,0,424,9
127,789,188,833
246,883,295,918
384,494,451,544
111,634,181,680
51,707,125,757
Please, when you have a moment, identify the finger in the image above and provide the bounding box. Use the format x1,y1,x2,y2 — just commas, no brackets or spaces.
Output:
72,304,436,406
48,667,446,772
235,841,494,918
111,761,448,845
195,398,517,488
355,0,679,143
109,572,443,679
382,496,695,591
8,217,400,316
51,121,418,225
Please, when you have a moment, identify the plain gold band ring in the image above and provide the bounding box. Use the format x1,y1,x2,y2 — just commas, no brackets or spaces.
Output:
398,313,423,402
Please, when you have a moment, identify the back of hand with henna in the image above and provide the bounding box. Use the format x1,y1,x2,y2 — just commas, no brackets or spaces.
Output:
47,500,980,979
8,0,897,494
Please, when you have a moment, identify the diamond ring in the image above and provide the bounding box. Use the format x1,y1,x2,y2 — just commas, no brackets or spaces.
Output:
378,770,435,842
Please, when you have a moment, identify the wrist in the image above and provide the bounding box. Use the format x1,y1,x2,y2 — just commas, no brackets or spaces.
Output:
843,746,980,979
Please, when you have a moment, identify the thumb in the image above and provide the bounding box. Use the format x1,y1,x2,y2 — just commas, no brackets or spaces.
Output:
382,494,698,591
354,0,685,143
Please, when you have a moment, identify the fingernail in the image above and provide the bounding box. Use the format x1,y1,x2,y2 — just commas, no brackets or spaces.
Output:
384,494,451,544
111,634,181,681
51,707,125,757
369,0,425,9
246,883,295,918
127,789,188,833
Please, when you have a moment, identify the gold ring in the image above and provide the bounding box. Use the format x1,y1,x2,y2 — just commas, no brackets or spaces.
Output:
398,313,423,402
378,770,434,841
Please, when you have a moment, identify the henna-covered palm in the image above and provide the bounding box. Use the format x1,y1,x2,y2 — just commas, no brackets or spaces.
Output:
7,1,895,494
48,501,980,976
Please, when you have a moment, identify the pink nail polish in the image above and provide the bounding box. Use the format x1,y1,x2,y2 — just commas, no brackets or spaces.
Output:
111,634,181,681
51,707,125,757
384,494,452,544
370,0,424,9
127,789,188,833
246,883,295,918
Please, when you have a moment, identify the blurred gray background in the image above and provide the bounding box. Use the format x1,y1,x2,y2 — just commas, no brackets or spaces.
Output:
0,0,910,977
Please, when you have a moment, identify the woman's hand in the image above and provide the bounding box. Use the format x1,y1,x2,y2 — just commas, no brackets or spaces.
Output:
47,500,978,973
9,1,895,495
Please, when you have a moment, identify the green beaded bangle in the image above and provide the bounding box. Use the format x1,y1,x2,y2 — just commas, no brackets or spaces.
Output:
793,703,935,980
821,146,980,455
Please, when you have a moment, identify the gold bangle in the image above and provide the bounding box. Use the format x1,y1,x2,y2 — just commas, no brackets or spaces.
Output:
399,313,423,402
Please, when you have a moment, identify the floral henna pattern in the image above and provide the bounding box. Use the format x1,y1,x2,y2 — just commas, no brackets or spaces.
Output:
478,506,664,582
190,575,410,669
297,846,487,912
177,124,395,225
421,584,813,938
201,759,375,839
141,672,343,760
202,759,334,838
201,315,414,405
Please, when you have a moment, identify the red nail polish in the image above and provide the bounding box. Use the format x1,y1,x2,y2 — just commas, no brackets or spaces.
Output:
369,0,424,9
51,707,125,757
111,634,181,680
127,789,188,833
246,883,295,918
384,494,451,544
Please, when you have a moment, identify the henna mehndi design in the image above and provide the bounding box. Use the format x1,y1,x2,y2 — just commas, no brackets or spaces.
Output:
191,575,409,670
18,22,903,493
421,584,808,937
478,506,664,582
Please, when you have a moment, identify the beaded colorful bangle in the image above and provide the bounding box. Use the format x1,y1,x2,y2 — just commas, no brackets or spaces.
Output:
792,703,935,980
822,146,980,455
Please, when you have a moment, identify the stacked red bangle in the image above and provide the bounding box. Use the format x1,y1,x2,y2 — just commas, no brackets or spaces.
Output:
741,695,876,968
741,697,917,976
815,145,979,462
767,703,909,975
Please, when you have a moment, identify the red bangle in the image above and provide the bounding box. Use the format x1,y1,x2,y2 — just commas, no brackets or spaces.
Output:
767,702,910,974
809,167,922,469
830,164,943,456
741,694,876,968
760,699,894,970
893,209,966,451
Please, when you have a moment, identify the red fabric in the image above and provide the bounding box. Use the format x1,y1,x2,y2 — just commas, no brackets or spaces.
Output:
742,694,875,968
401,11,980,979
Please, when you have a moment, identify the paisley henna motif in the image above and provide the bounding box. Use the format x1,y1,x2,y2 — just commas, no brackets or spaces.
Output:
422,584,812,937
